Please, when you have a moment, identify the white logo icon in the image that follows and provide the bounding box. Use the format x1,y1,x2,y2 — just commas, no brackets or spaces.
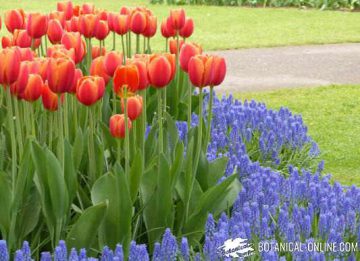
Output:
217,238,255,259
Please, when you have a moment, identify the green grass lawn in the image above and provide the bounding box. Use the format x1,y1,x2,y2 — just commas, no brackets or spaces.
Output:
234,85,360,186
1,1,360,50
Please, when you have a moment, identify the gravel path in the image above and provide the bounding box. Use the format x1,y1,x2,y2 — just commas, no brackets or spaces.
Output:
210,43,360,93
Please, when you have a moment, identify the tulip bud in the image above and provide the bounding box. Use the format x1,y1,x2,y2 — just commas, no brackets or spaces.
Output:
18,47,36,61
57,1,74,20
113,64,139,97
109,114,132,139
13,29,41,49
76,76,105,106
104,51,123,77
169,9,186,31
2,36,12,49
188,55,213,88
4,9,26,33
61,32,87,64
69,16,79,32
107,12,116,32
49,11,66,27
120,6,131,15
179,42,202,72
78,14,100,38
26,13,49,39
14,61,40,95
208,56,226,86
132,60,149,90
96,10,108,21
143,16,157,38
34,57,49,81
113,14,129,35
91,46,106,59
161,18,175,38
179,18,194,38
169,39,184,54
47,19,64,44
80,3,95,15
121,95,143,121
22,74,44,102
0,48,21,85
90,56,110,85
148,54,174,88
47,57,76,93
42,83,63,111
130,11,147,35
69,68,83,93
95,20,109,41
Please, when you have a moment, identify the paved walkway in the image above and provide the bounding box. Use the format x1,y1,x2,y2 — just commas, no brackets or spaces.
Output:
211,43,360,93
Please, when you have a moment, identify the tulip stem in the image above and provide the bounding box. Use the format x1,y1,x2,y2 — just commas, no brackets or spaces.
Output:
6,87,17,180
124,88,130,177
112,32,116,51
13,98,24,158
121,35,126,63
194,88,203,171
158,89,163,154
49,112,53,150
140,89,146,156
136,34,140,54
64,94,69,141
147,38,151,54
57,95,64,168
88,107,96,183
128,32,132,58
30,103,36,138
204,86,214,151
187,80,192,130
165,38,168,52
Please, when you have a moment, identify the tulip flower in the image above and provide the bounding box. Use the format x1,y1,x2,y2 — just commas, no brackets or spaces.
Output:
148,54,175,89
61,32,87,64
113,64,140,97
120,6,131,15
13,29,41,49
169,9,186,31
73,5,80,17
95,20,109,41
113,14,129,35
22,74,44,102
179,42,202,72
69,16,79,32
13,61,40,95
78,14,99,38
169,39,184,55
34,57,49,81
18,47,36,61
0,48,21,85
26,13,49,39
109,114,132,139
130,11,147,35
49,11,66,27
4,9,25,33
179,18,194,39
97,10,108,21
107,12,116,32
47,19,64,44
91,46,106,59
143,16,157,38
80,3,95,15
188,55,212,88
121,95,143,121
2,36,12,48
76,76,105,106
47,45,76,62
57,1,74,20
104,51,123,77
47,57,76,93
208,56,226,86
69,68,83,93
90,56,110,85
161,18,176,39
42,83,63,111
132,60,149,91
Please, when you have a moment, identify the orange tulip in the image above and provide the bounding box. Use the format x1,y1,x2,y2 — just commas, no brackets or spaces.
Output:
47,19,64,44
179,18,194,38
161,18,175,38
148,54,175,88
188,55,211,88
78,14,99,38
169,39,184,54
76,76,105,106
41,83,63,111
69,68,83,93
4,9,25,33
179,42,202,72
207,56,226,86
2,36,12,48
80,3,95,15
132,59,149,90
34,57,49,81
13,29,41,49
61,32,87,64
113,64,139,97
47,45,76,62
90,56,110,85
26,13,49,39
104,51,123,77
14,61,40,95
169,9,185,31
47,57,76,93
49,11,66,27
57,1,74,20
109,114,132,139
121,95,143,120
73,5,80,17
143,16,157,38
94,20,109,41
130,11,147,35
113,14,129,35
21,74,44,102
0,48,21,85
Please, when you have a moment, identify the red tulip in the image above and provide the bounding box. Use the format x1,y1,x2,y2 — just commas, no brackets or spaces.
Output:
47,57,75,93
143,16,157,38
121,95,143,120
130,11,147,35
208,56,226,86
41,83,63,111
188,55,210,88
104,51,123,77
4,9,25,33
90,56,110,85
13,29,41,49
132,59,149,90
169,39,184,54
179,42,202,72
113,14,129,35
73,5,80,17
179,18,194,38
2,36,12,48
169,9,185,31
109,114,132,139
78,14,99,38
26,13,49,39
57,1,74,20
68,16,79,32
22,74,44,102
80,3,95,15
0,48,21,85
107,12,116,32
47,45,76,62
34,57,49,81
148,54,174,88
120,6,131,15
47,19,64,44
95,20,109,41
49,11,66,27
61,32,87,64
161,18,175,38
76,76,105,106
69,68,83,93
96,10,108,21
113,64,139,97
17,47,36,61
14,61,40,95
91,46,106,59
